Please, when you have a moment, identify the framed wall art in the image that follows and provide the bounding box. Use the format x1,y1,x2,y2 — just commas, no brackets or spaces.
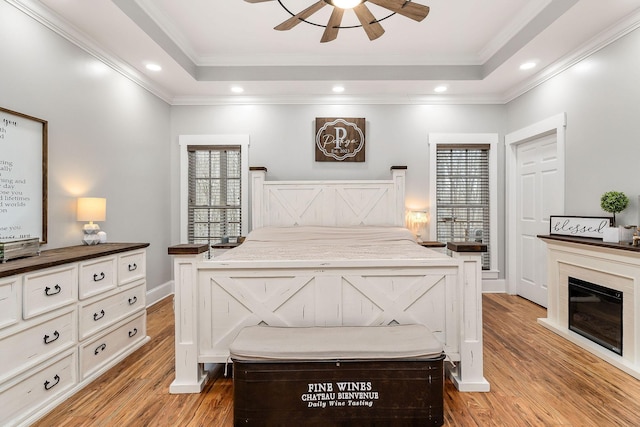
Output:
0,107,48,243
315,117,365,162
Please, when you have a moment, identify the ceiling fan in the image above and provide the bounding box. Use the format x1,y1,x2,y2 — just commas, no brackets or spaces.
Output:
244,0,430,43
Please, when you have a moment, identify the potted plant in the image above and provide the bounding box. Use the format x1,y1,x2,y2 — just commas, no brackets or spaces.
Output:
600,191,629,226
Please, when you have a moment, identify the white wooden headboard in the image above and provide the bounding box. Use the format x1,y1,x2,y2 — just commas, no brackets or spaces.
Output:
250,167,406,230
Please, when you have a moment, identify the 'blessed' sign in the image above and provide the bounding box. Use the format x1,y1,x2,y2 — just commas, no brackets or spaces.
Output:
315,118,365,162
549,216,612,238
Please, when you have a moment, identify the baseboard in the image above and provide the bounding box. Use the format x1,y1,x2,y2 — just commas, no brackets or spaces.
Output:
482,278,506,293
146,280,174,307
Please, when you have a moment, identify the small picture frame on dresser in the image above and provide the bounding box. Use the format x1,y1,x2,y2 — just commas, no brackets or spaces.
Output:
549,215,613,239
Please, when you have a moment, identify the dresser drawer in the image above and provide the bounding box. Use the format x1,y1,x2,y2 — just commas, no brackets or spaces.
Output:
0,276,21,330
79,256,117,299
0,349,78,425
23,265,78,319
118,250,146,286
0,307,76,383
78,281,146,340
79,311,146,379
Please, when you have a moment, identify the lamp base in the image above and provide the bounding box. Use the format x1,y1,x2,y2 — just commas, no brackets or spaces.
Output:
82,223,101,245
82,233,100,245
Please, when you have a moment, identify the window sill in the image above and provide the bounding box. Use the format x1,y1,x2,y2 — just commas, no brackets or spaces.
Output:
482,270,499,280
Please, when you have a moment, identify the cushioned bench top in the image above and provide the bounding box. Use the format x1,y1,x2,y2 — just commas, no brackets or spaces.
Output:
229,324,443,361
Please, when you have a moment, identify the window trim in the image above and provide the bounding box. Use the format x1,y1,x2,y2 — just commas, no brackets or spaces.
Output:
428,133,498,277
179,135,250,243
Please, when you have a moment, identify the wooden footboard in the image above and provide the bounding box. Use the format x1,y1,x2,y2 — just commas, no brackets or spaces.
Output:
198,264,459,362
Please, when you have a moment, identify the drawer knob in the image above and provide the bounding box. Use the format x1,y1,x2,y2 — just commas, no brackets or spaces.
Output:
128,263,138,272
128,328,138,338
93,309,106,321
44,285,61,296
93,272,106,282
44,374,60,391
128,296,138,305
94,343,107,355
43,330,60,345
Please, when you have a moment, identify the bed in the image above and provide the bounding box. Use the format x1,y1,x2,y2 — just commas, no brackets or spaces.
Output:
168,167,489,393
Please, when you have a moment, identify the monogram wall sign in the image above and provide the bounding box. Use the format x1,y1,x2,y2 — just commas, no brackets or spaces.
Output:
315,118,365,162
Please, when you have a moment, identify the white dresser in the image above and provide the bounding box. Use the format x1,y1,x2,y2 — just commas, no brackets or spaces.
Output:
0,243,150,426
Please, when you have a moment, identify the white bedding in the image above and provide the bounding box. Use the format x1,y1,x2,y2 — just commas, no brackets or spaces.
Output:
215,225,447,262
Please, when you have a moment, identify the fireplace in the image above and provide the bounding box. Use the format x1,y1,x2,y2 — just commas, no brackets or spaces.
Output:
539,235,640,378
568,277,623,356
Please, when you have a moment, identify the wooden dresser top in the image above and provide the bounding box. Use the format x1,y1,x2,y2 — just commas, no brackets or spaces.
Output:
0,243,149,278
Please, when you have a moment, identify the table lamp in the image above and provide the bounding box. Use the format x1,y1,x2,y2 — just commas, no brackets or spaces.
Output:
77,197,106,245
406,210,429,243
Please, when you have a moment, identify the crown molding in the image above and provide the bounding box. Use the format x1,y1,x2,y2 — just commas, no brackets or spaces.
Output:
7,0,174,104
134,0,199,64
501,7,640,103
478,0,553,63
170,93,505,106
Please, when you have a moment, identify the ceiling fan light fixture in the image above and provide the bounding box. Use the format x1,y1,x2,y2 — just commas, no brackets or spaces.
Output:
257,0,430,42
330,0,362,10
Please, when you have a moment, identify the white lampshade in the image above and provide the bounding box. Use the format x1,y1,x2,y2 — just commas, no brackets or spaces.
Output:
406,210,429,242
77,197,106,222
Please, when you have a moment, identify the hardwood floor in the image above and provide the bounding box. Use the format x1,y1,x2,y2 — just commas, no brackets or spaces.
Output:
34,294,640,426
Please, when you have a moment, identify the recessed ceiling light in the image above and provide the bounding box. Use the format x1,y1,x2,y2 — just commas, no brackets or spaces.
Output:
145,63,162,72
332,86,345,93
231,86,244,93
520,61,537,70
434,85,448,93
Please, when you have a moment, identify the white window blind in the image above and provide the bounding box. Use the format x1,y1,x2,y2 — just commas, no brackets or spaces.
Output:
187,145,241,250
436,144,490,269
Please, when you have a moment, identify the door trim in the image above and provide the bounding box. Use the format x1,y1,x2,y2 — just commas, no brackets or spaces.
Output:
505,113,566,295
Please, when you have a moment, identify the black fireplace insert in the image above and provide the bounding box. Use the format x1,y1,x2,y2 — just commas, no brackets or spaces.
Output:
568,276,622,356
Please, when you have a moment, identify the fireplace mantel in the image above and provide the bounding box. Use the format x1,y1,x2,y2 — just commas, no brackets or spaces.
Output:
538,235,640,379
538,234,640,254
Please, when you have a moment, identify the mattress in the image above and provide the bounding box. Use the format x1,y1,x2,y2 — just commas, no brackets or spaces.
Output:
229,324,444,361
215,225,447,262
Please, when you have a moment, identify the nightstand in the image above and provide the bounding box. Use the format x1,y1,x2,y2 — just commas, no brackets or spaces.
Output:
211,241,242,257
418,241,446,248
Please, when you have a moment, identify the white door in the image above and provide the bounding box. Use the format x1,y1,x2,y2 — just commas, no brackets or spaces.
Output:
515,134,562,307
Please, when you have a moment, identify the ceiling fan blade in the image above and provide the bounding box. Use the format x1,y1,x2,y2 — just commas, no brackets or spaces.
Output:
353,3,385,41
321,7,345,43
367,0,430,22
275,1,328,31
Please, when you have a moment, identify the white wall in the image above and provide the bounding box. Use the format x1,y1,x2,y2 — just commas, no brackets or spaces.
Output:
506,27,640,226
0,1,173,292
170,104,507,274
22,0,629,291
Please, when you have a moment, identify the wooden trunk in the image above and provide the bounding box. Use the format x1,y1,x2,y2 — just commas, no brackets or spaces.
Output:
233,357,444,426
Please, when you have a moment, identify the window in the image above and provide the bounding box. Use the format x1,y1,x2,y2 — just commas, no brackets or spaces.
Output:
179,135,249,255
429,134,497,274
436,145,490,269
188,146,241,247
